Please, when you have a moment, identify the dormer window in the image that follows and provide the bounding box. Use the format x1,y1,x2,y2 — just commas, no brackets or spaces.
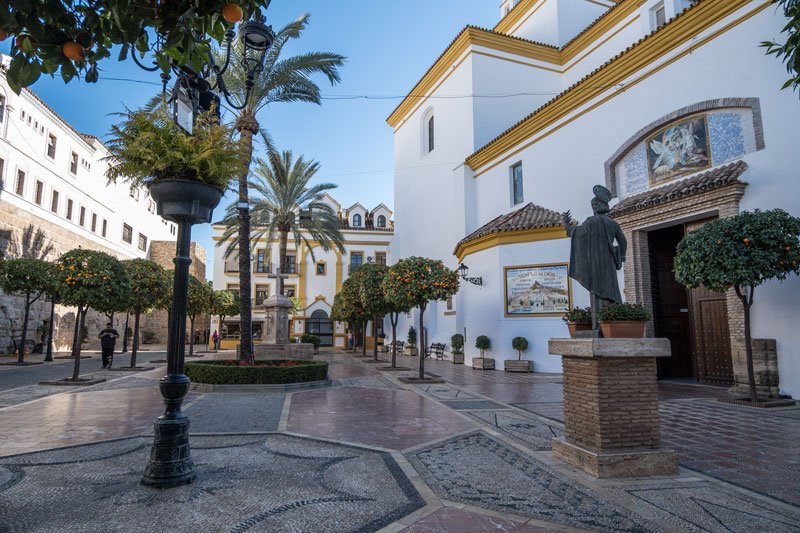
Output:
46,134,57,159
377,215,386,228
352,213,362,227
652,2,667,30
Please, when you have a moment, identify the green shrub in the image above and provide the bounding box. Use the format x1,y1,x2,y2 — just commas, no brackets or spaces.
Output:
562,306,592,324
450,333,464,354
407,326,417,347
186,360,329,385
300,333,321,348
511,336,529,360
598,303,651,322
475,335,491,357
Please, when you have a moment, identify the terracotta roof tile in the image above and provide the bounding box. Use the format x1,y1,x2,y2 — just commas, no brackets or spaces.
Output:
454,202,563,253
609,161,748,217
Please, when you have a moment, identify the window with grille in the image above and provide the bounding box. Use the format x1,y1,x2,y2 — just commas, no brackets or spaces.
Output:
34,180,44,205
377,215,386,228
102,219,107,237
122,223,133,244
66,199,73,220
510,162,523,205
79,206,86,226
255,249,270,273
255,285,270,305
51,190,59,213
138,233,147,251
47,134,57,159
91,213,97,232
69,152,78,174
375,252,386,266
15,170,25,196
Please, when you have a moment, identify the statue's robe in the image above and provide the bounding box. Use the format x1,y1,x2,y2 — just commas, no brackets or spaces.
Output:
568,214,627,303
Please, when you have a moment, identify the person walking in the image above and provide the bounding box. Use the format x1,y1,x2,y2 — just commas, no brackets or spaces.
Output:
346,329,353,350
212,330,220,351
98,322,120,369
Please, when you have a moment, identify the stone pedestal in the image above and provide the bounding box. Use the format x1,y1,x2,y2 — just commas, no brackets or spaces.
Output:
548,338,678,478
263,295,292,345
730,338,781,398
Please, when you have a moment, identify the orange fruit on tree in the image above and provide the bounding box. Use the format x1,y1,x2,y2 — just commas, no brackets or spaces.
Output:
62,41,85,61
742,237,750,245
786,245,792,251
222,3,244,23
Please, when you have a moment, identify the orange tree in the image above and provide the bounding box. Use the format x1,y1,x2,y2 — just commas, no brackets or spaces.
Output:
1,1,271,92
383,257,459,380
122,259,169,368
210,289,241,344
0,258,57,363
57,249,129,381
338,271,369,355
187,277,214,357
675,209,800,402
355,263,392,361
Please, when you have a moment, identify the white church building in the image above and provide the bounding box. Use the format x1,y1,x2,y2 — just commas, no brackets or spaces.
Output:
388,0,800,396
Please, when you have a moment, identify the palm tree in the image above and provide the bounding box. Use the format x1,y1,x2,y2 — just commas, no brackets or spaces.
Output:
220,149,345,360
216,12,345,362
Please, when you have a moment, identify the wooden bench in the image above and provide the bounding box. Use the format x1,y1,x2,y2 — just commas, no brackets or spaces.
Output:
424,343,446,360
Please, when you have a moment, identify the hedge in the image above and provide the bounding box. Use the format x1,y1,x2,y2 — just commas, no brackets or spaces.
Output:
186,360,329,385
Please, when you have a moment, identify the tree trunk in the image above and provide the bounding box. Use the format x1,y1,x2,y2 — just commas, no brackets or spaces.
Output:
373,316,379,361
70,306,81,359
71,306,86,381
390,313,398,368
736,285,758,402
361,320,367,357
18,293,31,363
189,316,195,356
45,297,55,362
130,310,141,368
121,312,129,353
279,229,289,279
418,304,426,380
235,112,259,364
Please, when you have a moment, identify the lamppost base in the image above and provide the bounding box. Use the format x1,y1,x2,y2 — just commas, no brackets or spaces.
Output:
141,416,196,487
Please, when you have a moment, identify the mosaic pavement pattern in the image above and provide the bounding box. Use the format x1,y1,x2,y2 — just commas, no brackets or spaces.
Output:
660,399,800,506
466,410,563,451
0,434,424,533
614,479,800,532
406,431,658,532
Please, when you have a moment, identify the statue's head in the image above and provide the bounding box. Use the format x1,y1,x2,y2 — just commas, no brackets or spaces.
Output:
591,184,613,214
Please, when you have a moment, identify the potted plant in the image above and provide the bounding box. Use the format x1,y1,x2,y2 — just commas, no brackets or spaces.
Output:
406,326,418,356
472,335,495,370
106,103,240,224
505,336,532,372
563,306,592,338
450,333,464,364
598,303,651,338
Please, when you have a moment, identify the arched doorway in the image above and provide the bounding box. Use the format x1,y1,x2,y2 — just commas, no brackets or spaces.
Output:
305,309,333,347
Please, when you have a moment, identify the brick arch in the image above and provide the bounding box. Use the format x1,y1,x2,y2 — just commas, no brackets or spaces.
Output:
604,98,764,197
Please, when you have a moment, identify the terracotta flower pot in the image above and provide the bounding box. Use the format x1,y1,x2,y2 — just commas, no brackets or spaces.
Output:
599,321,646,339
567,322,591,338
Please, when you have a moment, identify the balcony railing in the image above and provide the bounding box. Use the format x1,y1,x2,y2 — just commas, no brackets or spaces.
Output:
254,263,272,274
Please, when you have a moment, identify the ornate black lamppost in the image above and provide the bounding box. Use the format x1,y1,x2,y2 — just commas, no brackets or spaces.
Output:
138,13,274,488
142,182,222,487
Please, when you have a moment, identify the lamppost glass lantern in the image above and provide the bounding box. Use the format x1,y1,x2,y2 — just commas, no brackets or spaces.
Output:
458,263,483,286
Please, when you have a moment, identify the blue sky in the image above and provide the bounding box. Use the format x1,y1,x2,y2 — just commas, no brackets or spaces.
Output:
25,1,498,277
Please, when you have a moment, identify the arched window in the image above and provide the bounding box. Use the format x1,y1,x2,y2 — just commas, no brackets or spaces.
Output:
427,115,435,152
377,215,386,228
352,213,362,227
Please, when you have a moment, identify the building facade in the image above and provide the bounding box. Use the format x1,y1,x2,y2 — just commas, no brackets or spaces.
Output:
211,194,393,349
388,0,800,396
0,54,202,352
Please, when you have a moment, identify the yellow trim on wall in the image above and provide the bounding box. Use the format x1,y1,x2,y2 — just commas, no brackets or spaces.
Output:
455,226,567,262
466,0,764,174
335,250,343,293
494,0,547,35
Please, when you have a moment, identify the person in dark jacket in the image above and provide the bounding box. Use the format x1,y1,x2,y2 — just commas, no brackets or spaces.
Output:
98,322,120,369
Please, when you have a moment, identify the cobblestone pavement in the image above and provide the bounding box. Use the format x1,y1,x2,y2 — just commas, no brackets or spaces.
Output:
1,348,799,532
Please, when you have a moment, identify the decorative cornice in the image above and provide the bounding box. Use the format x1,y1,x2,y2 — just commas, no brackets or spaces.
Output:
465,0,764,173
454,226,567,262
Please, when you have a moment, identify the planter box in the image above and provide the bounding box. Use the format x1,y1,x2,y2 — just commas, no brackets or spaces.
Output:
504,360,533,373
567,322,592,338
452,353,464,365
406,347,418,356
600,321,645,339
472,357,495,370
